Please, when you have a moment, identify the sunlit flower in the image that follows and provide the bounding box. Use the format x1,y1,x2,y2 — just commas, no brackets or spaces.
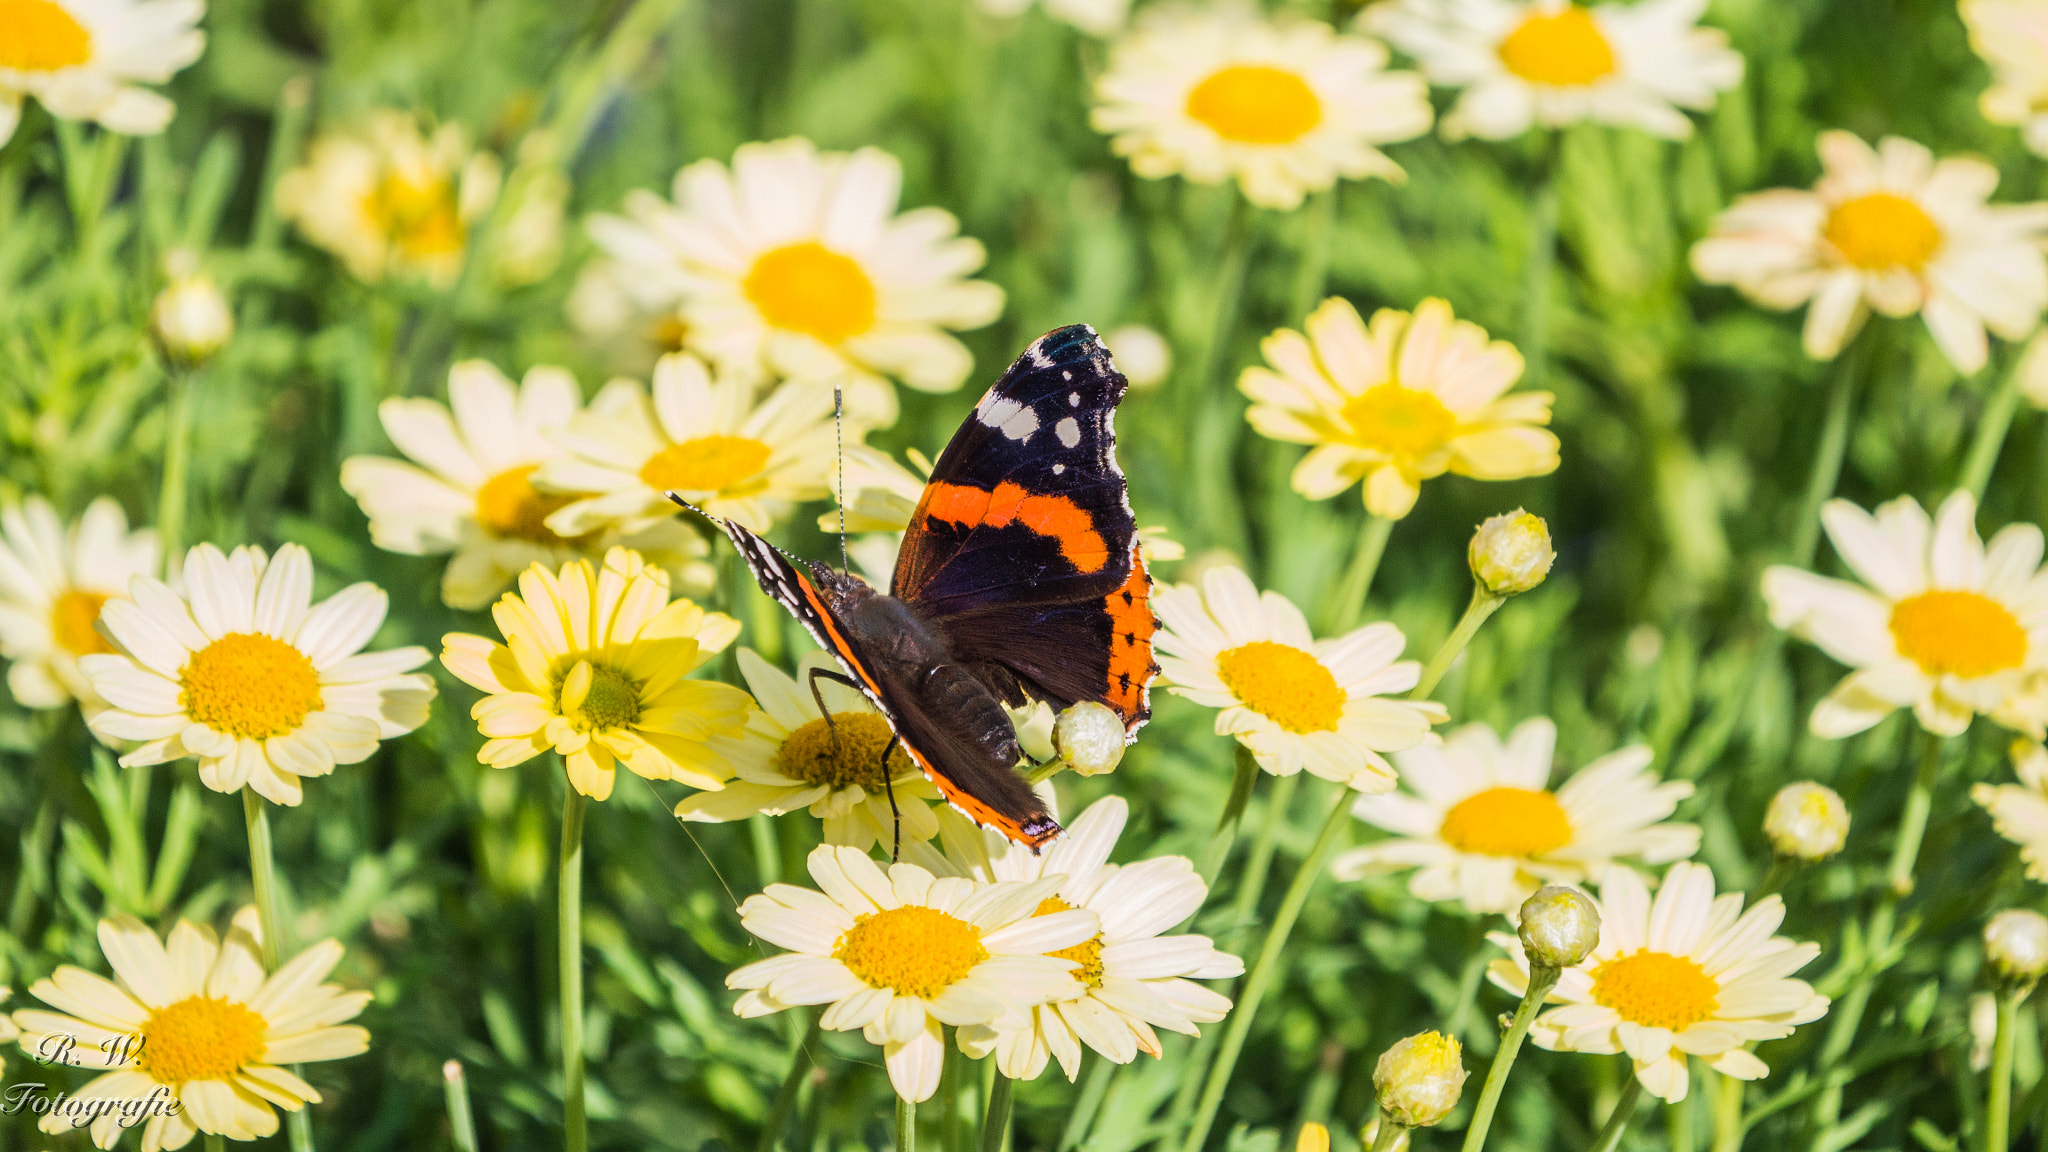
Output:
1961,0,2048,157
1762,490,2048,738
13,910,369,1149
726,844,1095,1102
339,359,713,611
277,110,501,287
1974,740,2048,882
439,548,751,801
152,251,233,366
585,138,1004,423
79,543,434,806
1366,0,1740,140
1763,781,1849,862
0,496,157,710
566,255,696,369
1092,8,1430,211
977,0,1130,36
1690,131,2048,374
0,0,205,146
1373,1031,1466,1127
1336,718,1698,914
1153,565,1444,789
1240,296,1557,519
1488,862,1829,1104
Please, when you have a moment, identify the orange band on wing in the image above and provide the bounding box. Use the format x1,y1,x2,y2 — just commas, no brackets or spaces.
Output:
1104,546,1158,729
919,480,1108,573
896,738,1061,849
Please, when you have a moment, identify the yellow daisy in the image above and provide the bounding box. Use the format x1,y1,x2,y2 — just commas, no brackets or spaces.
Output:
0,496,157,710
0,0,205,146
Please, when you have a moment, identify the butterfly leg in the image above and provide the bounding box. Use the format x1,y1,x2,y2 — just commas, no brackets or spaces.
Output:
806,667,864,757
881,733,903,862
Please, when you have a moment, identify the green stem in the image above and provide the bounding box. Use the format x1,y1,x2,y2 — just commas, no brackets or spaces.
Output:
156,365,195,568
750,813,782,886
1589,1076,1644,1152
243,789,315,1152
1960,357,2026,500
1789,334,1865,567
758,1011,822,1152
1523,136,1560,392
1987,990,2022,1152
1369,1117,1404,1152
561,787,589,1152
981,1073,1013,1152
1328,515,1394,635
1460,967,1563,1152
1288,190,1335,326
1672,1084,1695,1152
1751,859,1792,902
1192,194,1252,398
444,1060,479,1152
1710,1071,1743,1152
206,1134,227,1152
1059,1054,1113,1152
1413,589,1505,703
899,1095,918,1152
1197,746,1262,892
1225,770,1298,950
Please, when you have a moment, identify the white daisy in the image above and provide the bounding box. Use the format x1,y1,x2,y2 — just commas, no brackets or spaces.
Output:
1366,0,1741,141
1152,565,1444,789
78,543,437,806
1974,739,2048,883
726,844,1096,1102
1091,7,1431,210
0,0,204,146
339,359,713,611
1487,862,1829,1104
0,496,157,710
1690,131,2048,374
1961,0,2048,157
1334,718,1699,915
1761,490,2048,739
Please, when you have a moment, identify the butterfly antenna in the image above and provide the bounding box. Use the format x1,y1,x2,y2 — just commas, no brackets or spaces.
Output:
834,380,849,575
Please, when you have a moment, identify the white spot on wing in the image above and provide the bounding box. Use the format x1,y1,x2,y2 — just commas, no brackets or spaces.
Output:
1062,370,1073,380
979,395,1039,442
1056,417,1081,448
1001,403,1039,441
1052,462,1066,475
1069,392,1081,407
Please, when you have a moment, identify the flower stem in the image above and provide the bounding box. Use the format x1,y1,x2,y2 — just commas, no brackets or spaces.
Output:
1412,589,1504,703
1288,190,1335,325
1960,356,2025,499
1369,1117,1404,1152
561,787,589,1152
1522,135,1561,392
899,1096,918,1152
444,1060,479,1152
1460,966,1563,1152
243,788,316,1152
1059,1055,1114,1152
1197,745,1262,892
1710,1071,1743,1152
1589,1076,1644,1152
1986,989,2022,1152
206,1134,227,1152
1328,514,1394,635
758,1010,821,1152
1224,770,1298,950
156,364,196,570
981,1072,1013,1152
1789,332,1866,567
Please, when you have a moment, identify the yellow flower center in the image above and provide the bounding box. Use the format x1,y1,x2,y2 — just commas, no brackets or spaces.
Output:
50,589,111,657
1437,787,1574,857
743,241,878,344
474,465,582,545
1036,896,1106,989
637,435,774,495
1215,640,1345,734
1185,64,1324,145
135,995,269,1085
1342,384,1459,459
558,660,641,732
180,633,323,740
1824,193,1942,272
1889,589,2028,679
650,315,691,353
1591,949,1720,1032
774,711,911,789
1497,5,1617,87
365,171,464,260
0,0,93,73
834,905,988,999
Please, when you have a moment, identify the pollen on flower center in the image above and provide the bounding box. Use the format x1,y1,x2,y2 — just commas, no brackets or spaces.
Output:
365,171,464,259
1343,384,1459,459
1215,640,1345,734
135,995,269,1085
1591,949,1720,1032
1497,5,1617,87
181,633,323,740
1824,192,1942,271
475,465,582,544
1438,787,1573,857
50,589,112,657
0,0,94,73
774,711,909,789
1889,589,2028,678
743,241,878,344
834,905,988,999
558,660,642,732
638,435,774,495
1184,64,1324,145
1036,896,1106,989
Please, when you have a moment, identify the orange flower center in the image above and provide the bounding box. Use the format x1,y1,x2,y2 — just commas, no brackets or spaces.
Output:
1889,589,2027,679
365,171,464,260
136,995,269,1085
774,711,909,789
50,589,112,656
743,241,877,344
1185,64,1324,144
0,0,93,73
637,435,773,495
1824,193,1942,271
1438,786,1573,856
1036,896,1106,989
1215,640,1344,734
1497,5,1617,87
180,633,323,740
835,905,987,999
1591,949,1720,1032
1343,383,1459,458
474,465,582,544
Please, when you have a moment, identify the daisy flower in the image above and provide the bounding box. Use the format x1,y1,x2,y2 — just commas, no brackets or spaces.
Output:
1334,718,1699,914
1761,490,2048,739
675,649,942,851
0,0,205,146
339,359,713,610
726,843,1097,1102
1974,739,2048,882
78,543,436,807
0,496,157,710
439,548,753,801
1239,296,1558,520
977,0,1130,36
1153,565,1445,789
914,797,1244,1081
13,910,369,1149
583,137,1004,422
1690,131,2048,375
1090,7,1431,211
536,352,846,537
1961,0,2048,157
1487,862,1829,1103
1365,0,1741,141
276,110,501,287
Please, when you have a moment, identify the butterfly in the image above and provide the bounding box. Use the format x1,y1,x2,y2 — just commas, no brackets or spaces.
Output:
679,324,1158,851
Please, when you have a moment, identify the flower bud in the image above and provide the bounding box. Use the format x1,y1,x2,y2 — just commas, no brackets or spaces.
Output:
1969,991,1999,1071
1986,909,2048,988
152,254,234,366
1106,325,1171,390
1296,1122,1329,1152
1373,1031,1466,1128
1518,885,1600,971
1468,510,1553,597
1764,781,1850,862
1054,701,1127,777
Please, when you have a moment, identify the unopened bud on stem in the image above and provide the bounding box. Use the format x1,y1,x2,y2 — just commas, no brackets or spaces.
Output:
1373,1031,1466,1128
1469,510,1553,597
1053,700,1127,777
152,250,234,366
1986,909,2048,991
1764,781,1849,862
1519,885,1600,971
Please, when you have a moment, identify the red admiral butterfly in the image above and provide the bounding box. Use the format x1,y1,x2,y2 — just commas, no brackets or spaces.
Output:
680,325,1158,851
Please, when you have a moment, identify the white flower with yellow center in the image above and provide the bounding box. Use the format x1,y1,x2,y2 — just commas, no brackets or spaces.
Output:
537,351,846,536
675,649,942,850
339,359,713,611
1974,740,2048,883
1487,863,1829,1104
276,110,501,288
440,548,752,801
584,137,1004,423
1366,0,1740,140
0,0,204,146
1762,490,2048,739
1090,8,1431,211
727,843,1097,1102
0,496,157,711
1961,0,2048,157
1152,565,1444,789
1334,718,1699,914
78,543,435,807
12,910,369,1149
1240,296,1557,520
1690,131,2048,375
